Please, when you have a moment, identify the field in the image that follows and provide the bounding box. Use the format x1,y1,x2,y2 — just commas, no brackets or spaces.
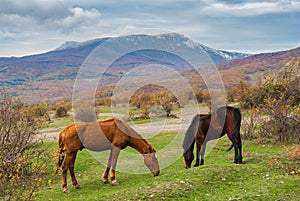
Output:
34,130,300,201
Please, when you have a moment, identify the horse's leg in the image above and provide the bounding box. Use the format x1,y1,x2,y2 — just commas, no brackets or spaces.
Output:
61,153,71,193
194,141,202,167
229,135,239,164
103,150,113,184
69,151,81,189
200,142,207,165
103,167,110,184
110,147,121,186
237,133,243,163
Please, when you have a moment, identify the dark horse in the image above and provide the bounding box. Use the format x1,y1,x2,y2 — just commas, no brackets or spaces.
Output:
53,118,160,193
183,106,242,168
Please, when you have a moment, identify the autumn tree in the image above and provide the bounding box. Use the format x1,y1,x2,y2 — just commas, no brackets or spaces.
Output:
129,89,178,119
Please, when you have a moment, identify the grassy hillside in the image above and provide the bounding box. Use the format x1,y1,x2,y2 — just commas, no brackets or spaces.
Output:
35,134,299,201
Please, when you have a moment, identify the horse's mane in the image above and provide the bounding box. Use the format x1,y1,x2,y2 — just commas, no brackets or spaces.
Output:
113,118,143,139
182,114,200,153
114,118,155,152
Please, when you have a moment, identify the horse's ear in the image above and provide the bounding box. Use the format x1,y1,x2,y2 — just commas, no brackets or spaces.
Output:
149,145,156,153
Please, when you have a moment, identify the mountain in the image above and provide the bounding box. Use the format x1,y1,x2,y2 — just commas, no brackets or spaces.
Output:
1,33,300,103
0,33,249,101
215,47,300,86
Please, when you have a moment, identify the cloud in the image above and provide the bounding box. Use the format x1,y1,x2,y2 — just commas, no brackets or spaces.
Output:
0,0,299,57
202,0,300,17
47,7,102,33
0,0,102,35
0,0,72,20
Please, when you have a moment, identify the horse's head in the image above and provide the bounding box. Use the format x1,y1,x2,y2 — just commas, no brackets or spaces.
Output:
183,149,194,168
143,146,160,176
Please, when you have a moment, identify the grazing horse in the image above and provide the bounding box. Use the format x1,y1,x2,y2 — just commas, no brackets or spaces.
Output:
183,106,242,168
53,118,160,193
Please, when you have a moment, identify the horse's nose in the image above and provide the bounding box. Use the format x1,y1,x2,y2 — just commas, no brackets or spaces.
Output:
184,163,191,169
152,170,160,176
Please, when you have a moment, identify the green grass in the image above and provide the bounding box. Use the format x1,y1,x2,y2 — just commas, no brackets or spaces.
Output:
34,134,299,201
45,115,74,129
98,106,112,114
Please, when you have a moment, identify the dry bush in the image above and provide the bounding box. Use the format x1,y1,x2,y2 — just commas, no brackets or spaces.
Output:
286,144,300,160
241,108,260,140
238,69,300,144
54,106,68,118
0,90,48,200
256,73,300,143
74,102,99,122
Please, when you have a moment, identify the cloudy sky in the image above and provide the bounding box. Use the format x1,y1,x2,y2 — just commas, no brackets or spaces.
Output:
1,0,300,57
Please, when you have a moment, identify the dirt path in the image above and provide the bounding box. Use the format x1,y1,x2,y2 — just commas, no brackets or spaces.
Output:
38,107,210,142
39,121,190,142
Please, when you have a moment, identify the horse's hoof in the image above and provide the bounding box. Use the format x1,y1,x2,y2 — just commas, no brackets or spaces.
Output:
63,189,70,193
75,184,82,189
112,181,119,186
103,180,110,184
194,164,199,167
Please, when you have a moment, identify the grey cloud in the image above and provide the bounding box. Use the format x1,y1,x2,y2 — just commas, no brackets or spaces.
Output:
0,0,102,35
0,0,73,20
202,0,300,17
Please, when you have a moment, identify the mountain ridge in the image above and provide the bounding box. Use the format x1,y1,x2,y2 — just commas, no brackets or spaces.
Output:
0,33,249,89
0,33,299,102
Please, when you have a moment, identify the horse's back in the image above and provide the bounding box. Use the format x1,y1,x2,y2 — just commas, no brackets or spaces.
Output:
60,119,132,152
76,121,117,151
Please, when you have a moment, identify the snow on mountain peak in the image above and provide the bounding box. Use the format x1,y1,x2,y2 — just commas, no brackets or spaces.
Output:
54,33,249,62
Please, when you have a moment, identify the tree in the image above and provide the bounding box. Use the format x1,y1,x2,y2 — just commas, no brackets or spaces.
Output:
156,92,177,117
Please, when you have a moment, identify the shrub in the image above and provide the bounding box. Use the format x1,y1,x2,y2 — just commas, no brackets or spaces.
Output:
74,102,99,122
286,144,300,160
55,106,68,118
238,67,300,143
0,90,48,200
256,73,300,143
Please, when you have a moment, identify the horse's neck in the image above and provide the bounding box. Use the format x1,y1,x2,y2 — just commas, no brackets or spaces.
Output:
128,137,150,154
186,140,195,153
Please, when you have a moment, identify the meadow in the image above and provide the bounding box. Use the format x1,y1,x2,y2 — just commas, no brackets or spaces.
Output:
34,130,299,201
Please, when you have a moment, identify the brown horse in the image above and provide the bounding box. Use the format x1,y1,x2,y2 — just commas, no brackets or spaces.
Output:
53,118,160,193
183,106,242,168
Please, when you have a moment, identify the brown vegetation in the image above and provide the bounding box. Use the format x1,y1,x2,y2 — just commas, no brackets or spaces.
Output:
0,90,48,200
232,58,300,143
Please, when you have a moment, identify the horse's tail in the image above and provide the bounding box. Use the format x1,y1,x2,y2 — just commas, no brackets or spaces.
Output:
226,144,234,152
53,131,65,176
182,114,200,153
233,108,242,135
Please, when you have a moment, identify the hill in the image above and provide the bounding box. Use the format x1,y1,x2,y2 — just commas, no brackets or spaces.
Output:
216,47,300,86
0,33,249,102
1,33,300,102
